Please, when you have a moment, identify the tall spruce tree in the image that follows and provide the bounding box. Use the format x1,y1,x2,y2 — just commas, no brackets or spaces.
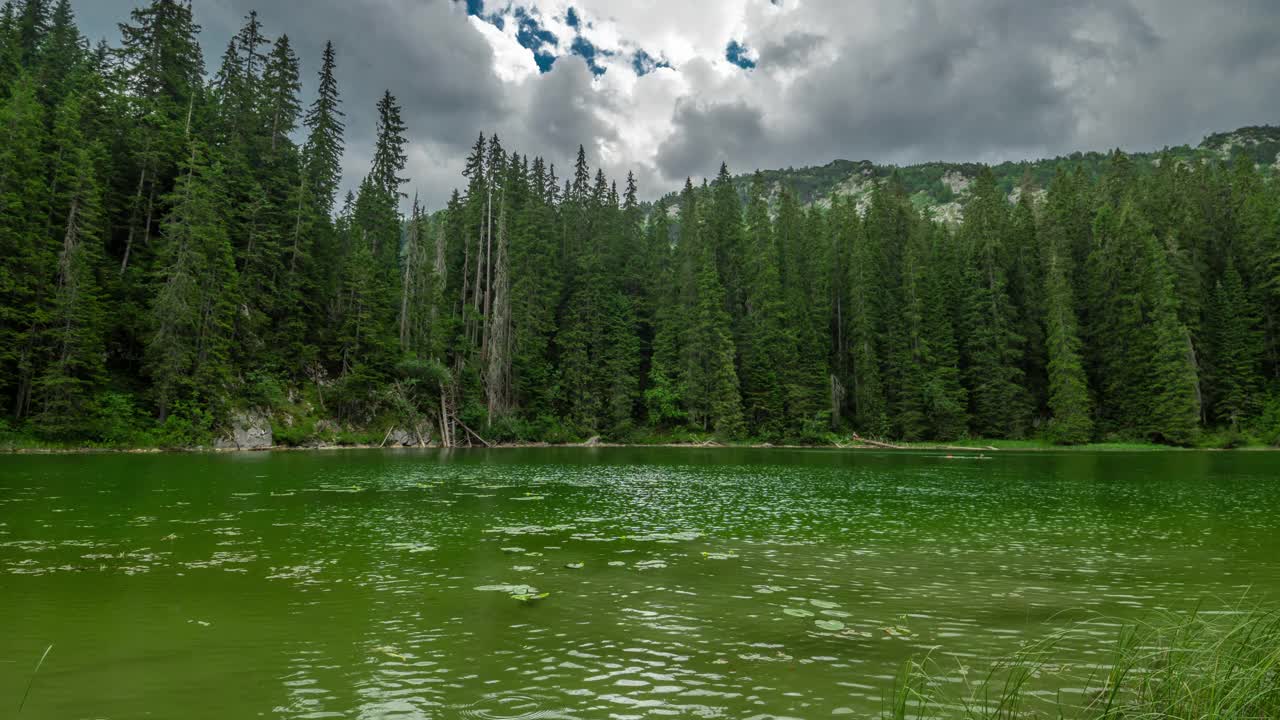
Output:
960,168,1029,437
0,74,51,416
1206,261,1263,428
147,144,238,421
1041,172,1093,444
740,172,791,437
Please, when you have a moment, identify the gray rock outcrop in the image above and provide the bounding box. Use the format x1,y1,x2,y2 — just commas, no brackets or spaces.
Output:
215,410,274,450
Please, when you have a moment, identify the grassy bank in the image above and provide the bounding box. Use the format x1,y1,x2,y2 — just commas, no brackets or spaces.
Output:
888,606,1280,719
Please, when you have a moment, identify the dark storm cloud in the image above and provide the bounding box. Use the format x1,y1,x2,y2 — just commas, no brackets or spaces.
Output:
749,0,1160,171
656,99,766,180
757,31,825,69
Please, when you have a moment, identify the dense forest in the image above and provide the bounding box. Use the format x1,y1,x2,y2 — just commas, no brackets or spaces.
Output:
2,0,1279,449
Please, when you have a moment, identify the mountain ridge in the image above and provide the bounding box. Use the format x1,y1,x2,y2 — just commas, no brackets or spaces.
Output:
662,125,1280,221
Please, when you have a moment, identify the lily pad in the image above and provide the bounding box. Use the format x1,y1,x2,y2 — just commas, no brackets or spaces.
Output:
783,608,815,618
500,547,526,554
564,562,584,569
809,599,839,609
511,591,550,603
815,619,846,632
376,645,408,661
702,552,738,560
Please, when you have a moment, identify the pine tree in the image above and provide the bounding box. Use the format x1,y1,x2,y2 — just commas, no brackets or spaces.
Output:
147,144,238,421
916,223,969,440
0,3,22,91
684,245,743,436
740,172,791,437
484,198,513,422
0,74,51,416
35,0,84,106
599,175,643,434
302,40,344,217
644,198,685,428
14,0,48,67
1041,172,1093,444
370,89,407,201
113,0,205,277
776,192,829,430
35,143,107,437
960,168,1028,437
1206,261,1263,428
707,162,747,333
1141,229,1201,445
1009,190,1047,417
508,157,560,419
262,34,301,156
846,199,887,435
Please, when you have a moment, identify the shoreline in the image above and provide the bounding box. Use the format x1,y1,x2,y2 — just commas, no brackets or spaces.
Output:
3,438,1265,455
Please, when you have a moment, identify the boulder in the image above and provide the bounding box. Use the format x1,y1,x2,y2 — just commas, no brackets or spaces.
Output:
387,423,432,447
388,428,417,447
215,410,273,450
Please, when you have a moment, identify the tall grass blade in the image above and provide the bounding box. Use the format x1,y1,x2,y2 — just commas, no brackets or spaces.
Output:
17,644,52,715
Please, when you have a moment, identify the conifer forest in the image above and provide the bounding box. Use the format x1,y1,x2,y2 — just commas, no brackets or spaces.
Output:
3,0,1280,449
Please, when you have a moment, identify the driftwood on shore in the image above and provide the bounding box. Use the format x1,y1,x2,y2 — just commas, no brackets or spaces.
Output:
845,433,998,452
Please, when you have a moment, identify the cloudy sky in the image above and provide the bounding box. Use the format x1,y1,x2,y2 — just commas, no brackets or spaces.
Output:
75,0,1280,208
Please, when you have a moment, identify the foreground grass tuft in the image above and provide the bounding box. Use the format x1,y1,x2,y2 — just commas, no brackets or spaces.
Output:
888,607,1280,719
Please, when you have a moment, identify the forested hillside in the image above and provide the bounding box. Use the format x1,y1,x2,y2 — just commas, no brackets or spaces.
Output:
2,1,1279,448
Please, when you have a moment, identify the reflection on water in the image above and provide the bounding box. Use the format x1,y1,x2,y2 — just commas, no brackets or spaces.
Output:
1,447,1278,719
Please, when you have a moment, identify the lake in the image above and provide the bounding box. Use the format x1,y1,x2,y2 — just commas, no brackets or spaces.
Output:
2,448,1278,718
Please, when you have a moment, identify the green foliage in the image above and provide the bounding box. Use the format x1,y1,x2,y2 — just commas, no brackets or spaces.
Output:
154,399,215,448
90,392,151,446
1253,393,1280,446
242,371,288,409
0,2,1275,449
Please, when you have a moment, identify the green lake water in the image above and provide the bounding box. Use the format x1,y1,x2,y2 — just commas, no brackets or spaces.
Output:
2,447,1279,719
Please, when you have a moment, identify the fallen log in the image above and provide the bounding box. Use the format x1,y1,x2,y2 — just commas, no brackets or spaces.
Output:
456,418,492,448
848,434,905,450
847,433,997,452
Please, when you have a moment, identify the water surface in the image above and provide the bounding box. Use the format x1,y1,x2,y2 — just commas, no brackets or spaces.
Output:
2,448,1278,718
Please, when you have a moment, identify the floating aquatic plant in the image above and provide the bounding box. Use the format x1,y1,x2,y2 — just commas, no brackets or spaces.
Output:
475,583,538,594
